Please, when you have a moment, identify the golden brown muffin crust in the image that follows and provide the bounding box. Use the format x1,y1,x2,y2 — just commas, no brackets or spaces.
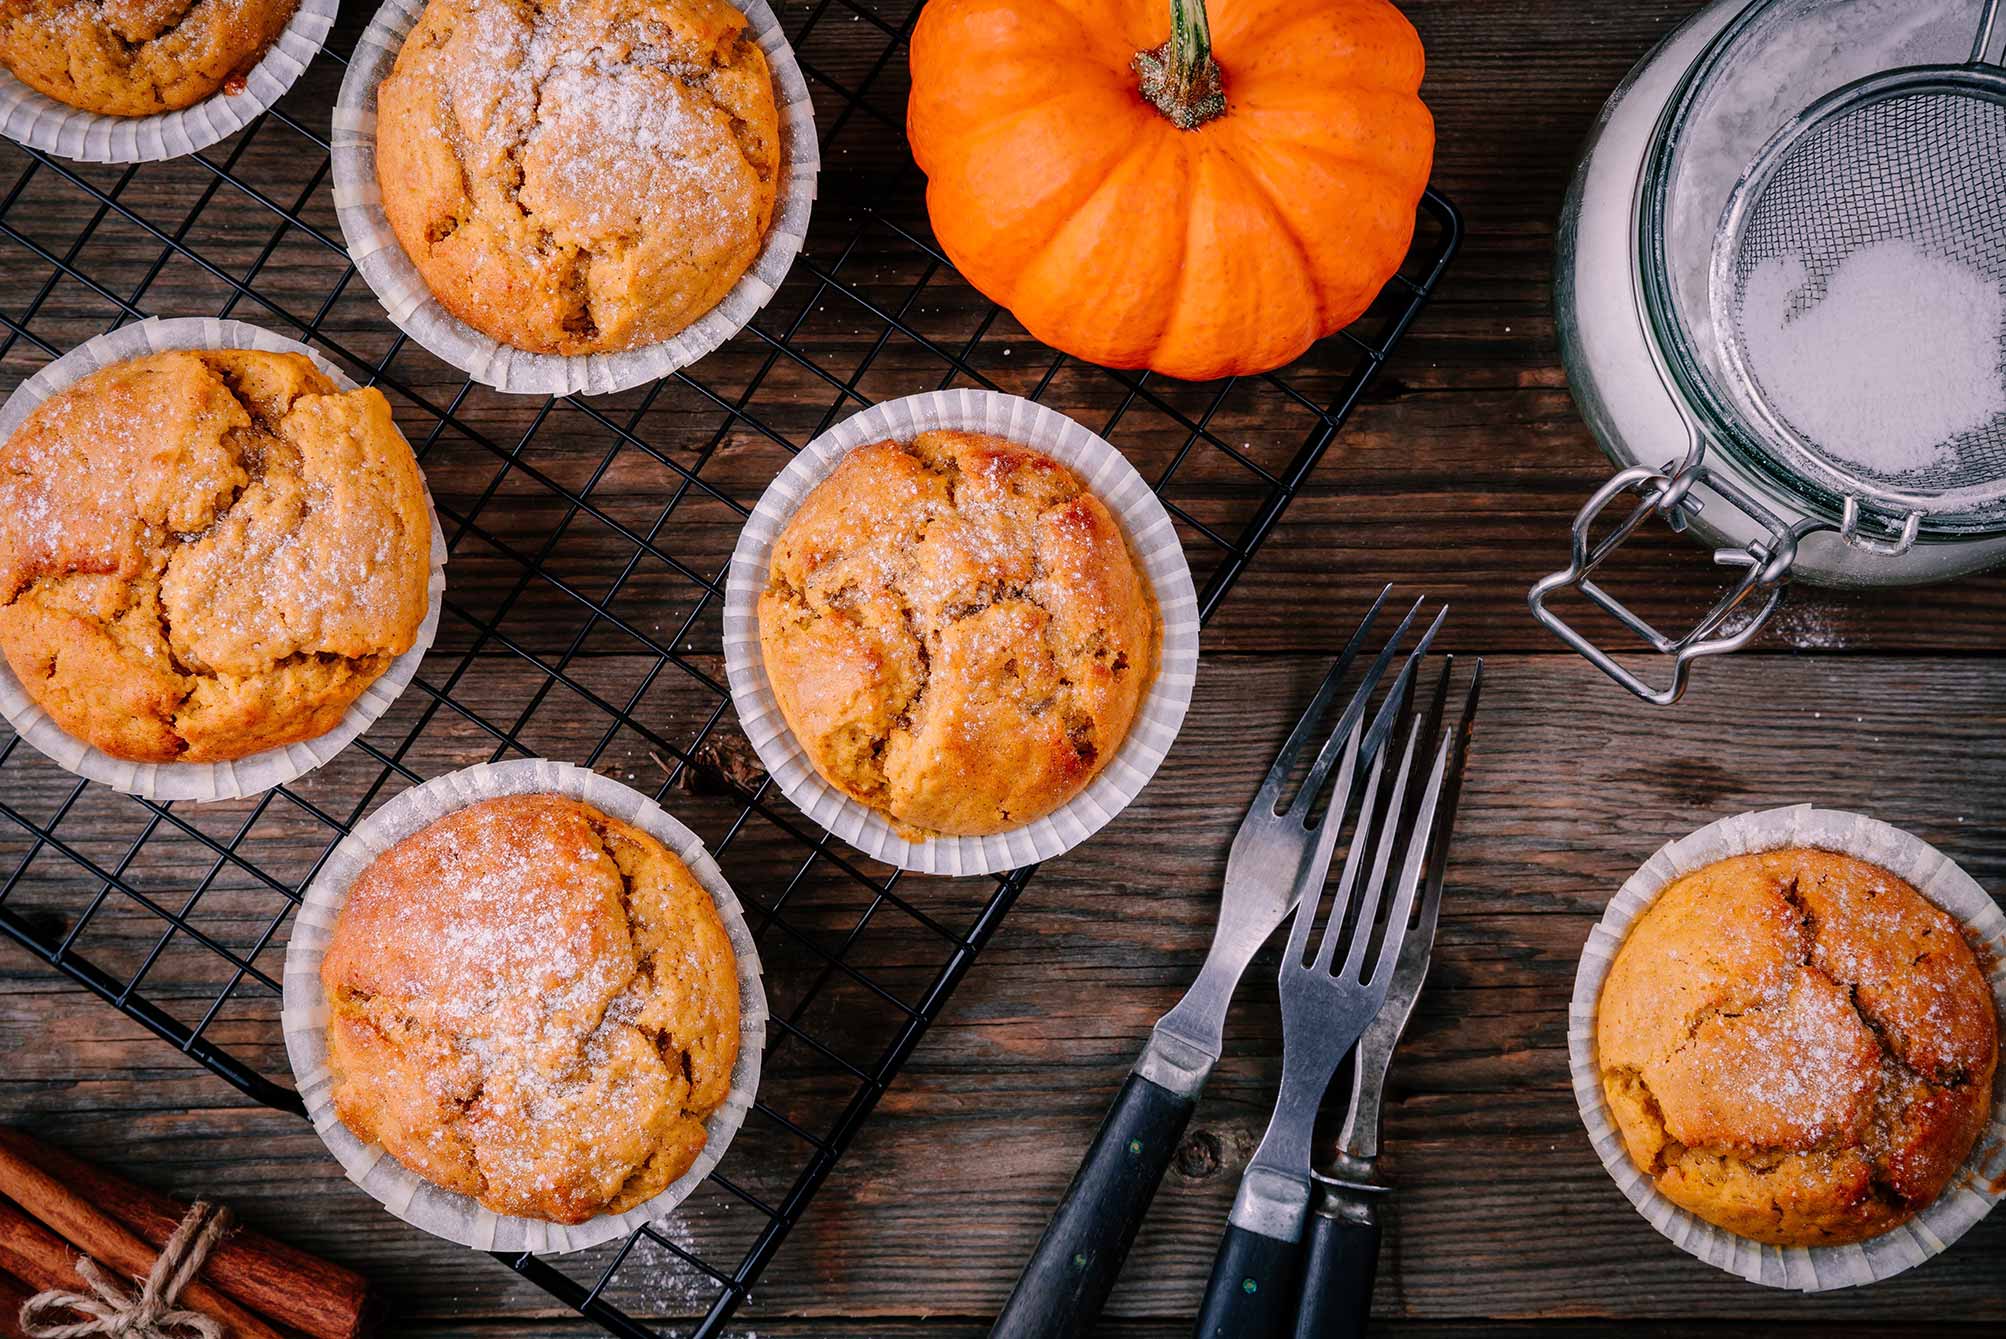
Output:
375,0,780,356
1596,848,1998,1247
756,430,1159,838
0,0,299,117
320,793,742,1224
0,348,432,764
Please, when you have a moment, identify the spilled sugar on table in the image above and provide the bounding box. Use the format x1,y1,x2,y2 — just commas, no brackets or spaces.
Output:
0,2,2003,1337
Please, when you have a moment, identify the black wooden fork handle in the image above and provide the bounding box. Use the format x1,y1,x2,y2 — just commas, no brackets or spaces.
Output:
1195,1221,1300,1337
1292,1196,1381,1338
989,1071,1196,1339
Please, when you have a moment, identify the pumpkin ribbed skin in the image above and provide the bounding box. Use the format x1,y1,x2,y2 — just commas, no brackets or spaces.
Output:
907,0,1433,381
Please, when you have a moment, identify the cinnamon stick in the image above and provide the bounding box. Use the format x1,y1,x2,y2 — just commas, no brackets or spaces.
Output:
0,1198,77,1296
0,1264,36,1339
0,1131,369,1339
0,1183,288,1339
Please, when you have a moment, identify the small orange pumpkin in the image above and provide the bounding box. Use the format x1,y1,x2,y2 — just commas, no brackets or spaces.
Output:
908,0,1434,381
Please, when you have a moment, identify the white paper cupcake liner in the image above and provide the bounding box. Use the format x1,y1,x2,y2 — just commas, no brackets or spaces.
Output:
0,316,447,802
281,757,769,1254
722,388,1201,877
329,0,819,396
0,0,335,164
1570,804,2006,1291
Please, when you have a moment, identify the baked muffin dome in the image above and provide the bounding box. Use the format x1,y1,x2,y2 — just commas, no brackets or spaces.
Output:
757,431,1159,839
375,0,780,357
0,348,432,765
321,793,742,1224
0,0,300,117
1597,848,1997,1247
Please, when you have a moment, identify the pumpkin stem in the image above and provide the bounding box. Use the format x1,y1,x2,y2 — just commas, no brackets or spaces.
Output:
1134,0,1225,130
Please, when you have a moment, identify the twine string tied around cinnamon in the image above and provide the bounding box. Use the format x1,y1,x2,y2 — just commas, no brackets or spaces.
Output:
18,1201,232,1339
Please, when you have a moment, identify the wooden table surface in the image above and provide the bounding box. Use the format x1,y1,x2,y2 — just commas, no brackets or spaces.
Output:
3,1,2005,1335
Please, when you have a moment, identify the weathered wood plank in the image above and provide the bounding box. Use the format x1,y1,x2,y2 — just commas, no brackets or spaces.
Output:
375,1325,2006,1339
3,655,2002,1332
4,0,2005,1333
1,5,2001,662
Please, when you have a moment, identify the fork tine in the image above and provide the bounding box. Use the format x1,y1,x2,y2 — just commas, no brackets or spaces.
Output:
1407,657,1478,930
1416,655,1453,788
1285,726,1361,967
1338,713,1427,979
1364,726,1456,987
1356,605,1447,767
1251,585,1392,813
1291,602,1445,819
1396,654,1455,859
1309,733,1390,974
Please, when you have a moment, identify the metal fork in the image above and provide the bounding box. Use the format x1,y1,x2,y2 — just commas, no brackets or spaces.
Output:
1291,658,1482,1339
1194,657,1458,1338
990,588,1442,1339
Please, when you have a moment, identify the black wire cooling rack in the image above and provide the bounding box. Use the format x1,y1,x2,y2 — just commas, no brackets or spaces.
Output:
0,1,1459,1333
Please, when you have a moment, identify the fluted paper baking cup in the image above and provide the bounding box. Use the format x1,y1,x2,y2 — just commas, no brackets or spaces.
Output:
0,0,334,163
330,0,818,396
0,316,447,802
281,758,768,1254
1569,805,2006,1291
723,389,1201,877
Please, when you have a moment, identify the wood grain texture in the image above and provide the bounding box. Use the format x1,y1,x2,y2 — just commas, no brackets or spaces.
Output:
4,656,2004,1333
2,1,2004,1337
0,1128,373,1339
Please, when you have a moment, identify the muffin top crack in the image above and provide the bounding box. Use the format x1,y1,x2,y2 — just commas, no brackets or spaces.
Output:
375,0,780,356
0,348,432,763
0,0,300,116
321,792,742,1224
757,429,1159,839
1597,848,1998,1246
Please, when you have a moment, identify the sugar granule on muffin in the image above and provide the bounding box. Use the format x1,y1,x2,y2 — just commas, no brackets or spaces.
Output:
0,348,432,765
1596,848,1998,1247
0,0,301,117
320,793,742,1224
756,430,1159,839
374,0,780,357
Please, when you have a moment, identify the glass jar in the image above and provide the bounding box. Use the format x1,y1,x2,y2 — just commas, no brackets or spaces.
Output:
1542,0,2006,703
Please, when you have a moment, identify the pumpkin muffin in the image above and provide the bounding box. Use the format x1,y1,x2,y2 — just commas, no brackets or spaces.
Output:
374,0,780,357
321,793,742,1224
757,431,1159,839
0,348,432,765
0,0,300,117
1597,848,1998,1247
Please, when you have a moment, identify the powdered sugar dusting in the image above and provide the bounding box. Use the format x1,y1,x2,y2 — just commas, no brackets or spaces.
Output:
412,804,625,1036
519,55,753,239
1769,598,1852,651
385,0,776,349
1669,969,1879,1147
366,803,644,1207
326,791,742,1222
760,432,1156,833
0,366,237,591
1738,240,2006,477
1617,849,1994,1166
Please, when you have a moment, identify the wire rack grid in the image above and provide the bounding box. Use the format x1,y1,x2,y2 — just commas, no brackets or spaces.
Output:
0,1,1458,1333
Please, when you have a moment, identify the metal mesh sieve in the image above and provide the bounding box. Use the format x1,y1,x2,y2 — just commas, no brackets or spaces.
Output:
1711,72,2006,529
